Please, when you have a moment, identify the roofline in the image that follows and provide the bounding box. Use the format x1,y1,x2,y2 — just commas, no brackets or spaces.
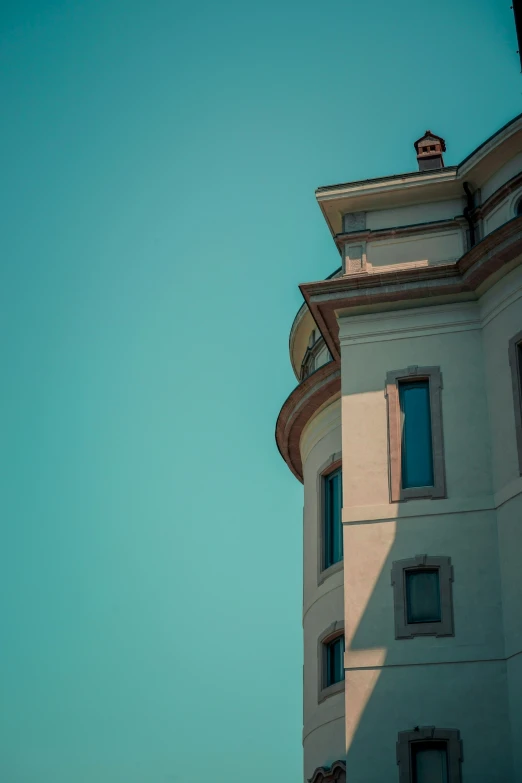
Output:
315,112,522,198
315,167,457,197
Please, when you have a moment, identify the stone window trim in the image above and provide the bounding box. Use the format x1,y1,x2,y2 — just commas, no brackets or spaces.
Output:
317,621,345,704
391,555,454,640
308,761,346,783
508,330,522,474
385,366,446,502
317,453,343,586
397,726,463,783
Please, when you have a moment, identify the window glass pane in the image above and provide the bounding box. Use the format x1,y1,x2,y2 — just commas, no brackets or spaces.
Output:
326,635,345,686
399,381,434,488
324,468,343,569
406,569,441,623
413,742,448,783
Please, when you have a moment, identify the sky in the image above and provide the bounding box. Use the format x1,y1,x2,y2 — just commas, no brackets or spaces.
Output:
0,1,520,782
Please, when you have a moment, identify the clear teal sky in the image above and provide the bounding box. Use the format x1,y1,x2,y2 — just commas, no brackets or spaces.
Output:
0,1,519,781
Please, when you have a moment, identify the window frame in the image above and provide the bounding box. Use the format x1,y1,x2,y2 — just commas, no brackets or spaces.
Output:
508,330,522,475
317,453,343,585
385,366,446,502
317,621,345,703
396,727,462,783
391,555,454,640
301,334,332,381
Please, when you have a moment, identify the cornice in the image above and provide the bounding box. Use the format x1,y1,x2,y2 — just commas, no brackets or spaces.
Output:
300,217,522,361
316,114,522,204
315,113,522,237
316,167,457,201
333,217,465,251
308,760,346,783
275,362,341,482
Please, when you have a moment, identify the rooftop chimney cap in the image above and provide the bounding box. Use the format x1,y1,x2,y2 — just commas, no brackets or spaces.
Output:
414,130,446,154
414,130,446,171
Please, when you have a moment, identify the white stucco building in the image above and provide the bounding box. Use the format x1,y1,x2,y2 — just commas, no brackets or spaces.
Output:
276,114,522,783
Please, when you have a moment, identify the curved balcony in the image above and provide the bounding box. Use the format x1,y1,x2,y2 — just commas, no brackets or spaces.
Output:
275,360,341,482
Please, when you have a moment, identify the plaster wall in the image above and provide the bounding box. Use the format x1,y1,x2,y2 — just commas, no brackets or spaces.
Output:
339,302,492,508
480,263,522,493
480,264,522,779
337,301,510,780
301,400,344,780
365,198,463,231
366,229,464,272
344,661,512,783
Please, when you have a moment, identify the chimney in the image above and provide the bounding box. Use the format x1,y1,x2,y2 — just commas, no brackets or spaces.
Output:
414,130,446,171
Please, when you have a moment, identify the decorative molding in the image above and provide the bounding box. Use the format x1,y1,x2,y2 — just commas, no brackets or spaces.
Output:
300,218,522,362
300,399,341,466
335,217,464,250
275,362,341,482
308,760,346,783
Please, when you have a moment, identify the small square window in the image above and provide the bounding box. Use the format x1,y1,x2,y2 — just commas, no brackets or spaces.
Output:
397,728,462,783
391,556,454,640
405,569,441,624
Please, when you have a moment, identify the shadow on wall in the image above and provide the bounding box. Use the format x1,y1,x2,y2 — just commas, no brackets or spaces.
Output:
342,497,510,782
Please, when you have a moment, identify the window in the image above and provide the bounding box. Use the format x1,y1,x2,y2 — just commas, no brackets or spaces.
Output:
399,381,434,489
391,556,454,639
406,569,441,623
508,331,522,474
323,467,343,569
325,635,344,687
397,728,462,783
412,742,448,783
385,366,446,502
317,454,343,584
300,335,332,381
301,352,315,380
318,622,345,702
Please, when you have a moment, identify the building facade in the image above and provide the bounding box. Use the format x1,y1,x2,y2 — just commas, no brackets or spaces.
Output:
276,114,522,783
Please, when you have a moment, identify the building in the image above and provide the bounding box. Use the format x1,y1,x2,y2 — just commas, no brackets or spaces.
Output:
276,114,522,783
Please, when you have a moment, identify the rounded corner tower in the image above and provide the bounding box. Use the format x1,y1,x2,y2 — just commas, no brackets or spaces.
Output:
276,114,522,783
